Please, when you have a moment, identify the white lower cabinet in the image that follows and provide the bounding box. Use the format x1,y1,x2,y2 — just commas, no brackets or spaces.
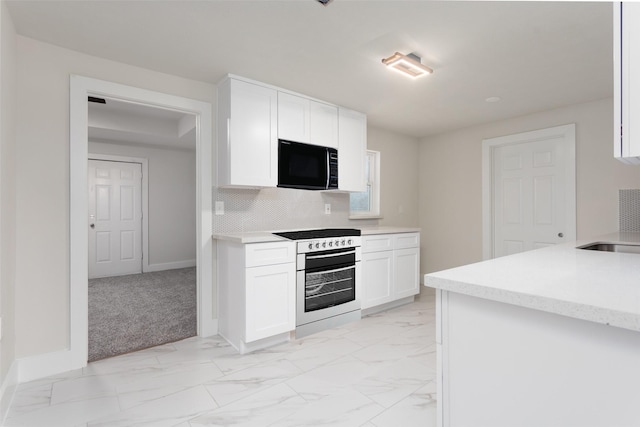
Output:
361,232,420,310
218,240,296,353
361,250,394,308
394,247,420,299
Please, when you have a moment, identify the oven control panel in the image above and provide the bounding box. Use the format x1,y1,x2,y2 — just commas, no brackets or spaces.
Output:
298,236,361,254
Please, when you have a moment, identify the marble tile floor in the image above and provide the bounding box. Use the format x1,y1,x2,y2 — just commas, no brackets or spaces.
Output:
4,291,437,427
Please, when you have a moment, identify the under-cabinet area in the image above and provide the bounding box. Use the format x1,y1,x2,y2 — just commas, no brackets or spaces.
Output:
214,228,420,353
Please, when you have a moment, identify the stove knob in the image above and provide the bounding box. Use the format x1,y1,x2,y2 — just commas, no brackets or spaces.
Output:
347,239,352,245
315,242,320,249
341,239,345,246
322,241,326,248
308,243,313,250
335,240,340,246
328,241,333,247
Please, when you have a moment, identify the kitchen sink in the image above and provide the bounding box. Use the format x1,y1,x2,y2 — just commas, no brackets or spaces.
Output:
577,242,640,254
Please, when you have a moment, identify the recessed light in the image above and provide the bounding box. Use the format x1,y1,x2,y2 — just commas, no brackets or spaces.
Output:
485,96,501,103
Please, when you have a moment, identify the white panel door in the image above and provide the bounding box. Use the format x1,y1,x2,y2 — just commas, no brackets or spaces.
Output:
491,126,575,258
278,92,310,143
361,250,393,309
88,160,142,278
245,263,296,342
309,100,338,148
393,247,420,299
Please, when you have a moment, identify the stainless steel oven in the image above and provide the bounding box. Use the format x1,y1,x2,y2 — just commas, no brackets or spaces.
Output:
274,229,361,337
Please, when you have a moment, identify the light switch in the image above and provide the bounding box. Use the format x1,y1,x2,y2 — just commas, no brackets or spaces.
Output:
324,204,331,214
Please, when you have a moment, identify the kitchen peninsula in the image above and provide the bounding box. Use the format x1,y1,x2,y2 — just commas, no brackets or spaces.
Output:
424,232,640,427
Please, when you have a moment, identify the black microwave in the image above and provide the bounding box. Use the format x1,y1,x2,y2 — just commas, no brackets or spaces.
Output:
278,140,338,190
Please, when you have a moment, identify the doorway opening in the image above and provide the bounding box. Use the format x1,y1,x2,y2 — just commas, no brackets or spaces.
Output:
69,76,214,369
86,100,198,360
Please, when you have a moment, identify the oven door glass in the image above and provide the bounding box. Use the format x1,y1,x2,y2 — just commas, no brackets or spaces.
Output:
304,265,355,312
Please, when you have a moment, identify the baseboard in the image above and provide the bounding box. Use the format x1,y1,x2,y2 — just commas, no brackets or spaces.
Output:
200,318,218,338
17,349,78,384
144,259,196,273
361,296,415,317
0,361,19,424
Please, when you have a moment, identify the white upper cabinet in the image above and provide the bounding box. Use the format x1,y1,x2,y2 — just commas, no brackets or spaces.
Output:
278,92,310,143
310,100,339,149
217,75,365,190
278,92,338,148
338,107,367,192
217,77,278,187
614,2,640,164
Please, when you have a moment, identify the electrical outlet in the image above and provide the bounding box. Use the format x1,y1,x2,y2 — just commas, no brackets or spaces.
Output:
215,201,225,215
324,203,331,214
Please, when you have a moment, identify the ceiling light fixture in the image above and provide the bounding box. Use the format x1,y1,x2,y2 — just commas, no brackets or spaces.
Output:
316,0,333,5
381,52,433,79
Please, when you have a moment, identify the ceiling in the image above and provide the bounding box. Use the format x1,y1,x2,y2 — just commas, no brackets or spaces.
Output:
6,1,613,139
88,97,196,150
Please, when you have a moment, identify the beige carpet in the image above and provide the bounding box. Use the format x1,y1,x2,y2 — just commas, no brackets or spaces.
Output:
88,267,197,362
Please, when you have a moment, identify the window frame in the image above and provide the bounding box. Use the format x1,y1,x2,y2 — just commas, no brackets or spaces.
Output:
349,150,381,219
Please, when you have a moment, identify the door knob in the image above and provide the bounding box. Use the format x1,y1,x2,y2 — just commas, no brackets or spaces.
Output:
558,232,564,238
90,224,95,229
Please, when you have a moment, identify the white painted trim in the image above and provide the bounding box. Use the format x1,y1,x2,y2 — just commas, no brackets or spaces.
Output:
0,361,19,426
481,124,576,260
70,75,215,372
146,259,196,273
17,350,75,383
88,154,150,274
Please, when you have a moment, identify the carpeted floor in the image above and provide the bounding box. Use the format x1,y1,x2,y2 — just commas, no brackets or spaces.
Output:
88,267,197,362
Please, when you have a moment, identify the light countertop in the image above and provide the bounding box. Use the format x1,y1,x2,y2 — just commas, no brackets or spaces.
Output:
212,226,421,244
424,232,640,333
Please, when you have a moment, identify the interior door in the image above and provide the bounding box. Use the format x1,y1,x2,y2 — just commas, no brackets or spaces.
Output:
489,125,575,258
88,159,143,278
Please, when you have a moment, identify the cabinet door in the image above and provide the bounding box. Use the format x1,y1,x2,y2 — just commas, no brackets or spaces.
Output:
361,250,393,309
338,107,367,192
393,247,420,299
615,2,640,163
219,78,278,187
245,263,296,342
278,92,310,143
310,101,338,148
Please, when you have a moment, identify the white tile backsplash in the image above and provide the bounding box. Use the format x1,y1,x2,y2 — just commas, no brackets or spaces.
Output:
619,189,640,232
212,187,378,233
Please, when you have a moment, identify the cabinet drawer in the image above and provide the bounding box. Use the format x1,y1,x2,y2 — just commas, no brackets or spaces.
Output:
361,235,393,253
394,233,420,249
246,242,295,267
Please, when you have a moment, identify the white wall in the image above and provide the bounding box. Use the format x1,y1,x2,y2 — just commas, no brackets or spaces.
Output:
367,126,420,228
14,35,214,359
89,141,196,268
0,0,17,398
419,97,640,274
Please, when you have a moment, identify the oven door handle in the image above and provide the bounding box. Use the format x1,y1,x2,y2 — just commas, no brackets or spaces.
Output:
307,265,354,276
306,250,355,260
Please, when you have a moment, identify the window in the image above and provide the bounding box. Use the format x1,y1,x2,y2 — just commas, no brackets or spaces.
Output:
350,150,380,218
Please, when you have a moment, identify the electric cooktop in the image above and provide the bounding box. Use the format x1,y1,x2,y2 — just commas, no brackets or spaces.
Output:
273,228,361,240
